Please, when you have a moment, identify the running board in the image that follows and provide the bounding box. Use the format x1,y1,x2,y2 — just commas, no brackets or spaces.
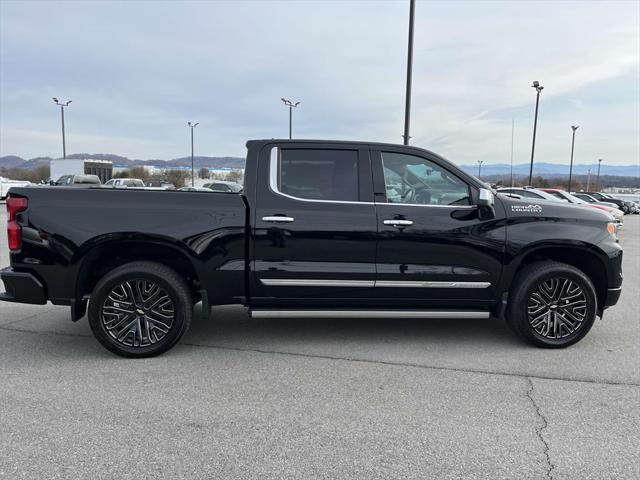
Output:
249,310,490,319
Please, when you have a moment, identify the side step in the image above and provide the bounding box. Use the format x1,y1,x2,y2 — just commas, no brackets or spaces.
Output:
249,310,490,319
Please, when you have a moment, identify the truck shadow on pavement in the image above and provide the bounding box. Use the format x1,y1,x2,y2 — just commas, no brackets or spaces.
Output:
179,304,522,353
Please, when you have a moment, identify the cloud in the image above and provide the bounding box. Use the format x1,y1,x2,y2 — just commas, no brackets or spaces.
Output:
0,0,638,165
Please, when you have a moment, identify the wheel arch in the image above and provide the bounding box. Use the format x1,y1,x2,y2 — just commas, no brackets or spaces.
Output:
74,236,203,302
506,243,609,312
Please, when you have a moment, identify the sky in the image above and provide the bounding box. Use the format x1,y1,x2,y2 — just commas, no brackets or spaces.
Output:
0,0,639,168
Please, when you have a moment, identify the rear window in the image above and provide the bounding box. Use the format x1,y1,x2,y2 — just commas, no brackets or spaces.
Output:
277,148,358,202
75,175,100,184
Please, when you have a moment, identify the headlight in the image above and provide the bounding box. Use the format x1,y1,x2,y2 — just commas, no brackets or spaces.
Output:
607,222,619,242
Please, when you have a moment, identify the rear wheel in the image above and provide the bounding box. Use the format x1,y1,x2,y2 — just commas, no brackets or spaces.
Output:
506,261,597,348
88,261,192,357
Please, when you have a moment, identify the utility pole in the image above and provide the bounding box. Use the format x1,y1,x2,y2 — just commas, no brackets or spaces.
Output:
596,158,603,191
510,118,514,187
402,0,416,146
281,98,300,139
477,160,484,179
52,98,72,158
567,125,579,192
187,121,199,187
586,169,591,191
528,81,544,186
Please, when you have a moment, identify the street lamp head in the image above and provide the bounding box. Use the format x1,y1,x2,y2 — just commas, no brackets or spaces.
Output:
598,158,603,163
52,97,59,103
294,102,300,107
571,125,579,131
531,81,544,92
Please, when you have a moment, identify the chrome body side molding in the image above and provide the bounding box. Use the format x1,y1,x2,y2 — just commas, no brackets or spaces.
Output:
250,310,490,319
260,279,490,289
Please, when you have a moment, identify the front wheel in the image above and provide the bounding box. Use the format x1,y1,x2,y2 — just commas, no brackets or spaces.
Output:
88,261,192,358
506,261,597,348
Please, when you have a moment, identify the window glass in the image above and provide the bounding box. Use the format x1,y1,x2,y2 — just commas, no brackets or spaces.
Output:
278,149,358,202
381,152,470,206
522,191,543,199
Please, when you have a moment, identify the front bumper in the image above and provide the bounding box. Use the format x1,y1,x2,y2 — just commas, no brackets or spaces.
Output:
604,286,622,309
0,267,47,304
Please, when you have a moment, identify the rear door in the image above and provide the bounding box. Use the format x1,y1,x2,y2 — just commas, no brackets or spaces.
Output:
251,142,377,306
372,147,505,309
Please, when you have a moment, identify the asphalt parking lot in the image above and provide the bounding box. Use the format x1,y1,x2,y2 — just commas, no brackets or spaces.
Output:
0,206,638,480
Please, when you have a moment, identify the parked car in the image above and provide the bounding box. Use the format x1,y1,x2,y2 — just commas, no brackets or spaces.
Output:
104,178,145,188
1,139,623,357
146,181,176,190
571,192,620,210
203,181,243,193
583,192,631,214
497,187,562,202
0,177,31,200
53,174,102,187
539,188,624,223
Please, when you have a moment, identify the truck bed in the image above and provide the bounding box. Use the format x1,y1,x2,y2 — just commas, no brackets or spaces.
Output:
5,186,248,306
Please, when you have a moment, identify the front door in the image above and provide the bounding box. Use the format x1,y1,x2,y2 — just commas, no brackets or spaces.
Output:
251,142,377,307
372,148,505,309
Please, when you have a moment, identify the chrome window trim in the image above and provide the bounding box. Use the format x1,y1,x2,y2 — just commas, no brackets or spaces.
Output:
260,278,490,289
268,146,477,209
269,146,372,205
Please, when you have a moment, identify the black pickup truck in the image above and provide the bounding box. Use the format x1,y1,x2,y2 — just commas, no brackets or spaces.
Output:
1,140,623,357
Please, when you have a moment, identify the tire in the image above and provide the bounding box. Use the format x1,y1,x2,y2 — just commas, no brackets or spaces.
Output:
506,261,597,348
88,261,192,358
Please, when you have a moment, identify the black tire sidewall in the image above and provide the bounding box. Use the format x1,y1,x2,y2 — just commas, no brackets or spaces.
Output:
88,264,191,358
509,263,597,348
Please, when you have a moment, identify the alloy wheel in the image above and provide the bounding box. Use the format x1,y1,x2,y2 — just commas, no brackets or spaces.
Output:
101,280,175,347
527,277,587,339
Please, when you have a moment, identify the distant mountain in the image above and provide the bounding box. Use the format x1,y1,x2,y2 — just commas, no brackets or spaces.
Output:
2,154,637,177
0,154,245,171
0,155,25,168
460,162,640,178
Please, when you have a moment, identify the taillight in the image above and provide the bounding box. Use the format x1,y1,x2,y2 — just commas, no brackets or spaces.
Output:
7,196,28,251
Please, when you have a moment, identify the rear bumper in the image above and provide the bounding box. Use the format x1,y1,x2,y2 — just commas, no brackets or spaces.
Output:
0,267,47,304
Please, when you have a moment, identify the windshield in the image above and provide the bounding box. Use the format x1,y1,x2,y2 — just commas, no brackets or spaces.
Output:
559,191,587,204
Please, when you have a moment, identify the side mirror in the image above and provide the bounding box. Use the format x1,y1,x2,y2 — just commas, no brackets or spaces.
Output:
478,188,494,208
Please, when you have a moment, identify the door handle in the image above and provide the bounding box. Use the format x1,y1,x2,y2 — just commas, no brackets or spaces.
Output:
383,219,414,227
262,216,295,223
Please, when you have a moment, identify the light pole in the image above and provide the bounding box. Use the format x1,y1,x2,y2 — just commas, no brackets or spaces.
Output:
567,125,579,192
402,0,416,146
52,98,72,158
281,98,300,139
510,118,515,187
596,158,603,191
586,169,591,191
477,160,484,179
187,121,199,187
528,81,544,186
